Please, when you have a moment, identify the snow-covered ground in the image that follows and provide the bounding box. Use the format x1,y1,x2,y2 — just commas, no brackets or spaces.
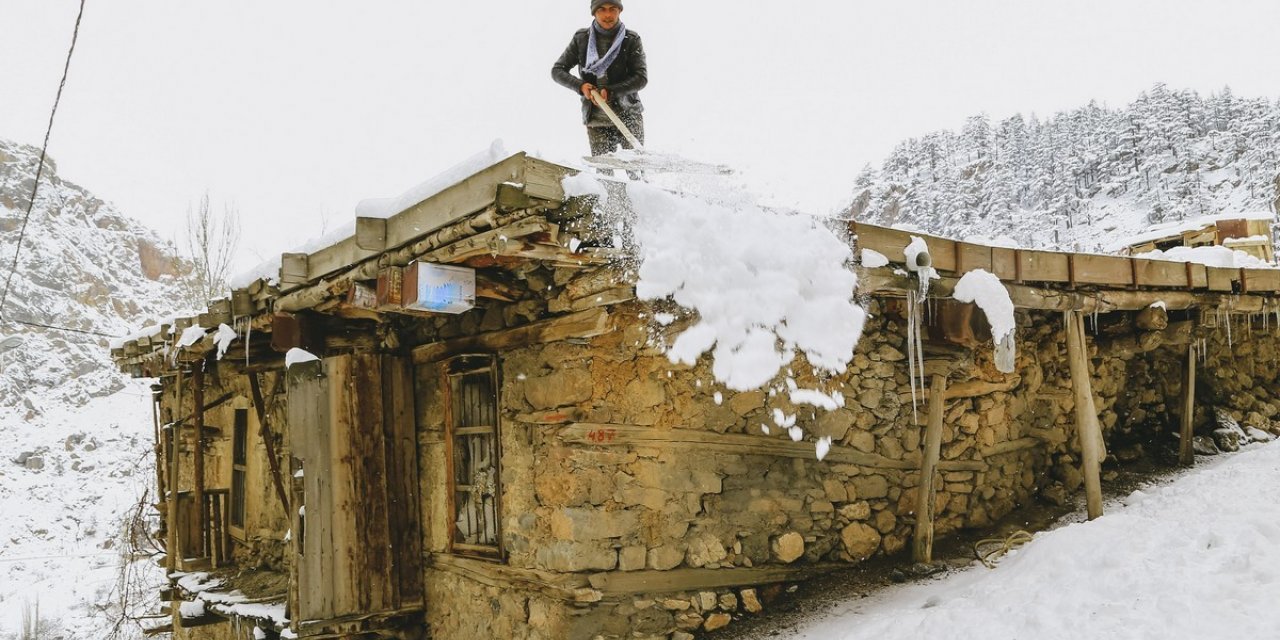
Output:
789,441,1280,640
0,381,163,640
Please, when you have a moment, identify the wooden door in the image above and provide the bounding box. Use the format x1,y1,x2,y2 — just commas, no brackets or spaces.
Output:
286,353,424,625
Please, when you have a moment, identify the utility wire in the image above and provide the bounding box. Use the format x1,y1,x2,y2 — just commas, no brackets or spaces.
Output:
0,0,118,340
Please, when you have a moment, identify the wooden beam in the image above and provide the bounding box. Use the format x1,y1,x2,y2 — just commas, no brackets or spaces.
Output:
913,374,946,564
167,368,182,572
1065,310,1104,520
585,564,837,596
428,554,587,602
556,422,982,472
1179,344,1196,466
249,373,292,512
192,366,207,558
943,375,1020,400
356,217,388,251
411,308,612,364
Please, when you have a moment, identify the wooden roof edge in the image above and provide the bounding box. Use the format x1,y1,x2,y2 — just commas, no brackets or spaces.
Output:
851,220,1280,295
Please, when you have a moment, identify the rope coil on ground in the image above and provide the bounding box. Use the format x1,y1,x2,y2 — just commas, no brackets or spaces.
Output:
974,530,1034,568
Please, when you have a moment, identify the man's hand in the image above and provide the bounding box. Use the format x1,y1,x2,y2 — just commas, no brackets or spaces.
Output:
580,84,609,105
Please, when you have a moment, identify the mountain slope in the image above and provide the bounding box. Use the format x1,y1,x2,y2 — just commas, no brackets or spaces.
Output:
0,138,181,410
847,85,1280,252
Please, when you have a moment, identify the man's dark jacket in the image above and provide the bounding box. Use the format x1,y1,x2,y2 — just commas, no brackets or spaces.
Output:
551,27,647,124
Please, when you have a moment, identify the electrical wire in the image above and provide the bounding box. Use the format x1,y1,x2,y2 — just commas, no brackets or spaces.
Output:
0,0,119,340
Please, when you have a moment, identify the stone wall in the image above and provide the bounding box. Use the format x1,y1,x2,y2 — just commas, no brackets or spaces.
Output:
412,293,1280,639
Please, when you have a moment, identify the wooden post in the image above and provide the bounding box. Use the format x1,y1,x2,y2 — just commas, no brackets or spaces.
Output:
192,365,207,559
152,385,166,504
249,372,292,512
167,368,183,572
912,374,947,564
1065,310,1105,520
1179,344,1197,466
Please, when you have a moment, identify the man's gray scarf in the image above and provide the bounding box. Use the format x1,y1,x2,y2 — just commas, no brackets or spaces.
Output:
583,21,626,77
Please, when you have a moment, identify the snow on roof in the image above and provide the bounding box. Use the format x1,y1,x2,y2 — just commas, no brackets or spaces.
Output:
355,139,509,219
1105,211,1276,252
1134,245,1276,269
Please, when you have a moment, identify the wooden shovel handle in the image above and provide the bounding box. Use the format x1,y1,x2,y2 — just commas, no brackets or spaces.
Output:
590,89,644,150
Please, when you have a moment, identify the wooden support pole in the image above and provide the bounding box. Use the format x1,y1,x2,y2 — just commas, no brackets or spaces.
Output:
192,365,207,559
1065,310,1105,520
151,385,166,504
249,372,292,512
167,368,183,572
912,374,947,564
1179,344,1197,466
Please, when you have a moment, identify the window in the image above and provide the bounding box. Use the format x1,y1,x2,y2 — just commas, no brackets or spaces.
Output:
445,355,501,557
231,408,248,529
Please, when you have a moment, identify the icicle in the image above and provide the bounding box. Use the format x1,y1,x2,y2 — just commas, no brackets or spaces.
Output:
906,293,920,424
1226,310,1233,348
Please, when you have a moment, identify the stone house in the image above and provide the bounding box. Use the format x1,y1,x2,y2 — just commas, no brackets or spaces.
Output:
112,152,1280,640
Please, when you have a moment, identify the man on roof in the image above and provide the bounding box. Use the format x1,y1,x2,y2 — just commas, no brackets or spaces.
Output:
551,0,647,157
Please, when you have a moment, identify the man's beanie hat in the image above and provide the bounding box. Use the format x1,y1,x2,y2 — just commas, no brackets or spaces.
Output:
591,0,622,13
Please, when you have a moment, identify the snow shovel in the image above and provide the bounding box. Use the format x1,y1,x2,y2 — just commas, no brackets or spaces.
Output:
590,89,644,150
586,89,732,176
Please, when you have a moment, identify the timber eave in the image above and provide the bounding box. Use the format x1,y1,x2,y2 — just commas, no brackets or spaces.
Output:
109,152,1280,378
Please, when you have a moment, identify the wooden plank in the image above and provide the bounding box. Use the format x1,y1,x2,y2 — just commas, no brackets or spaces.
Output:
383,356,425,607
411,308,612,364
192,367,206,560
1206,266,1238,292
281,253,309,287
305,238,380,285
1179,344,1196,466
586,564,834,595
286,358,333,621
249,373,291,513
349,353,394,614
1132,259,1189,288
1243,268,1280,293
325,355,359,616
991,247,1017,280
1065,310,1104,520
1188,263,1209,289
954,242,992,275
560,423,916,470
428,554,587,602
855,224,913,264
383,153,529,258
522,156,571,203
355,217,388,251
912,374,946,564
1017,249,1071,282
1071,254,1134,286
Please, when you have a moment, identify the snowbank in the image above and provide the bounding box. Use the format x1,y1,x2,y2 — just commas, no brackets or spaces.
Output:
1135,245,1275,269
792,441,1280,640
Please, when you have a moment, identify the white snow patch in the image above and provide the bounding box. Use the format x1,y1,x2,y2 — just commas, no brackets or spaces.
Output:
1135,245,1276,269
953,270,1016,340
789,441,1280,640
713,391,724,405
815,436,833,461
176,325,207,349
1150,300,1167,311
629,180,866,391
790,388,845,411
214,323,238,360
861,248,890,268
654,312,677,326
562,171,610,199
285,348,320,368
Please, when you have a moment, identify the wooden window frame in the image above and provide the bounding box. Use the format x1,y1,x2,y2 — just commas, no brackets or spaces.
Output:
229,407,248,540
443,354,504,560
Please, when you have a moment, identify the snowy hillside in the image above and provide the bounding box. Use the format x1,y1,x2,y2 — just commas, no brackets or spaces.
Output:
848,86,1280,252
0,381,162,640
0,138,181,639
0,137,181,409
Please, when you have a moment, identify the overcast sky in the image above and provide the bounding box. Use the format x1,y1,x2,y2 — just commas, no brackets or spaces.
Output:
2,1,1278,270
